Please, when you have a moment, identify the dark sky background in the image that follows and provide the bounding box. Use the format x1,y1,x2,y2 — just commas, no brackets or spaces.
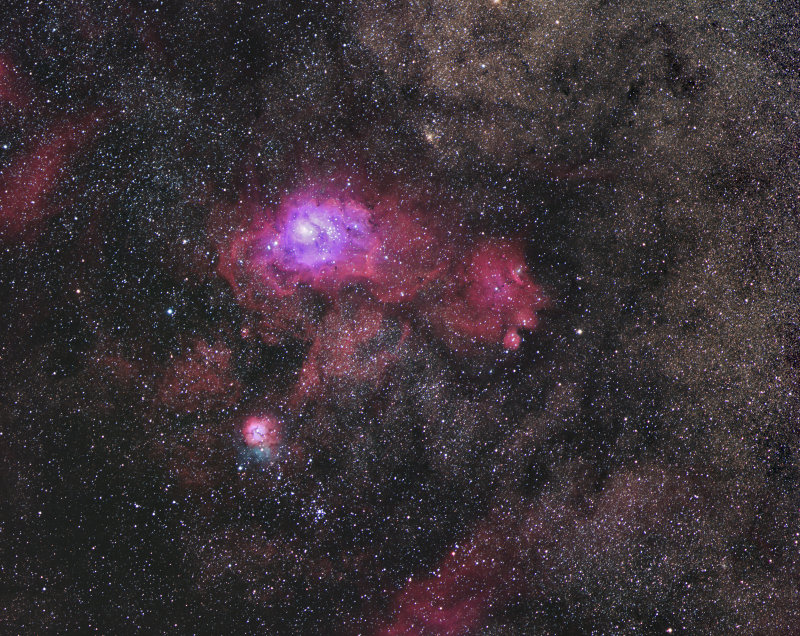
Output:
1,1,799,634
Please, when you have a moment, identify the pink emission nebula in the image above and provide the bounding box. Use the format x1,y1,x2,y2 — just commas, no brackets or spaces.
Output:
215,173,548,405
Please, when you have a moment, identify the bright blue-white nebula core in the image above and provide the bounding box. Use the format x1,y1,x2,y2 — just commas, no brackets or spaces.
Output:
278,199,374,270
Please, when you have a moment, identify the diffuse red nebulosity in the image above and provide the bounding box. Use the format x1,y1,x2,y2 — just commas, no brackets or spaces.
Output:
215,186,445,310
0,46,117,244
370,206,450,305
420,239,547,352
164,173,549,494
168,425,234,508
290,294,410,407
215,200,322,343
0,109,110,242
0,53,31,113
156,339,242,412
375,508,539,636
376,466,706,635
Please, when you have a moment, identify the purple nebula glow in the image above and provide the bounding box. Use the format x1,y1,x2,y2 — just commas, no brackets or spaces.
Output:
278,197,376,271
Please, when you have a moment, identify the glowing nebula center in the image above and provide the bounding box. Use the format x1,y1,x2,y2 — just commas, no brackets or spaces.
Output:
278,198,375,269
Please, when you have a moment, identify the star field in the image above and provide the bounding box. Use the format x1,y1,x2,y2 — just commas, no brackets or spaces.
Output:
1,1,799,634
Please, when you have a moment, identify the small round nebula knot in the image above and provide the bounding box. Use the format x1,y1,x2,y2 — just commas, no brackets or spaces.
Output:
242,415,282,457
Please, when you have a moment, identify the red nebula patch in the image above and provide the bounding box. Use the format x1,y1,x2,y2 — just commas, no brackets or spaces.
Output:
0,53,31,111
156,340,241,412
0,110,109,242
375,512,529,636
421,239,547,351
242,415,282,454
216,189,439,306
375,466,706,635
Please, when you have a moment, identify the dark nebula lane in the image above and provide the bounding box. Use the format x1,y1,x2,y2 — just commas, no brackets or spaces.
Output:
1,1,799,635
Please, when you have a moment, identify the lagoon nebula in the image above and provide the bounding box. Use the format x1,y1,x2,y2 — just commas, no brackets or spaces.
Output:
2,1,800,634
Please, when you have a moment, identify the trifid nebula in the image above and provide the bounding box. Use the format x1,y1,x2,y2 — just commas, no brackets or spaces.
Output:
1,1,800,634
